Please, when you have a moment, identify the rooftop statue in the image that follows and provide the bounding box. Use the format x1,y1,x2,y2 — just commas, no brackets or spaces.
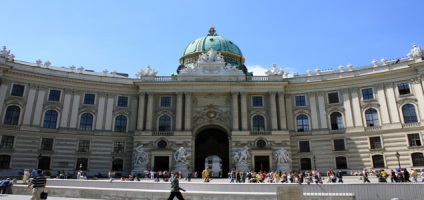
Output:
265,64,283,76
136,65,158,78
408,43,423,60
0,46,11,59
197,48,225,64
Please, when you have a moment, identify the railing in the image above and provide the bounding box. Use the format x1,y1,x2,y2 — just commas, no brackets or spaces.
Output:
152,131,174,136
0,124,20,130
329,129,346,134
246,76,269,81
365,126,382,132
154,76,177,82
290,131,312,136
402,122,420,128
249,131,271,135
40,128,58,133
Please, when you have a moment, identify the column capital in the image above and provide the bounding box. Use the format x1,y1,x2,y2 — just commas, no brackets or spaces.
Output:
184,92,192,96
176,92,184,96
384,82,393,89
240,92,247,96
342,89,349,95
0,78,10,86
269,91,277,96
231,91,239,96
98,92,107,98
307,92,316,97
29,83,39,90
374,83,384,91
138,91,146,96
411,77,422,84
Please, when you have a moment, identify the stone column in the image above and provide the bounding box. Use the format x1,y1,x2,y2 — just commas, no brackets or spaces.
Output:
23,84,38,125
69,90,81,128
60,89,73,128
269,92,278,131
308,92,319,129
96,93,107,130
0,79,9,119
240,92,248,131
145,92,154,131
277,92,287,130
376,84,390,124
317,92,327,129
342,89,354,127
176,92,183,131
32,85,46,126
137,92,146,130
104,95,114,131
412,78,424,120
184,92,192,131
285,94,294,130
350,88,363,127
385,83,401,123
231,92,239,131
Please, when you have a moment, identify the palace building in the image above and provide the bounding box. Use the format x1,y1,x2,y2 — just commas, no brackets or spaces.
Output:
1,28,424,177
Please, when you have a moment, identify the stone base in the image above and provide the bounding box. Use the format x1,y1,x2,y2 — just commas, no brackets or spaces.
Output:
132,163,148,174
174,164,189,177
277,185,303,200
276,163,290,173
236,162,250,172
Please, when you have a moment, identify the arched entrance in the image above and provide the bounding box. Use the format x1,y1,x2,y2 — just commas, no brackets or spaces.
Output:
195,128,229,178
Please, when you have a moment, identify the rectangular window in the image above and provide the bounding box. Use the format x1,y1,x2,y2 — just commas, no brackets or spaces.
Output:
252,96,263,107
77,140,90,152
48,90,61,101
362,88,374,100
160,96,171,107
398,83,411,95
328,92,339,104
369,136,382,149
408,133,422,147
295,95,306,106
299,141,310,152
83,93,95,105
41,138,54,150
117,96,128,107
333,139,346,151
11,84,25,97
113,142,125,153
0,135,14,149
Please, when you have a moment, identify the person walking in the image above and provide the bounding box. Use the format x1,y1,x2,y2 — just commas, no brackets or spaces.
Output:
0,178,13,194
25,169,47,200
362,168,370,183
336,170,343,183
410,169,418,182
167,174,186,200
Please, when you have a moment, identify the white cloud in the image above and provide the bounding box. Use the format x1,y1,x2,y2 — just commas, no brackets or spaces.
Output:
247,65,268,76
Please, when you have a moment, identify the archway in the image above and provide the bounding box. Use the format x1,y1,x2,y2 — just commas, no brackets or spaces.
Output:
195,128,229,178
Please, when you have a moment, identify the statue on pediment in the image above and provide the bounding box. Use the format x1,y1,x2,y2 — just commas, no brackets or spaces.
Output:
0,46,10,59
136,65,158,78
408,43,423,60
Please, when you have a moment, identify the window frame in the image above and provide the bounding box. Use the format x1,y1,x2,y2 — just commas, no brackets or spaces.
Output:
335,156,348,169
252,115,266,131
328,92,340,104
79,113,94,131
41,138,54,151
160,96,172,108
83,93,96,105
402,104,418,124
48,89,61,101
4,105,21,125
114,115,128,133
333,139,346,151
369,136,383,149
43,110,59,129
296,114,310,132
117,96,129,107
158,115,172,131
407,133,422,147
0,135,15,149
77,140,90,152
372,155,385,168
295,95,306,107
411,152,424,167
113,142,126,153
251,96,264,107
397,82,411,95
299,141,311,152
361,88,374,100
11,84,25,97
330,112,344,130
365,108,380,127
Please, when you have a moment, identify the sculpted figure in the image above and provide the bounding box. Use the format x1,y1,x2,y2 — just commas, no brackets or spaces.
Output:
174,147,190,164
234,146,250,164
135,145,149,164
274,148,292,164
207,48,216,62
0,46,10,58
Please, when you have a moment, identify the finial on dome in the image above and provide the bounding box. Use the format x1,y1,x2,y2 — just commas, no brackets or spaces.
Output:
208,27,217,36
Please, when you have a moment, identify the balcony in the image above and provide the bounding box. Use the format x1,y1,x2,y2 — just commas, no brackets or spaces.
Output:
0,124,20,130
365,126,382,132
402,122,420,128
152,131,174,136
329,129,346,134
290,131,312,136
249,131,271,135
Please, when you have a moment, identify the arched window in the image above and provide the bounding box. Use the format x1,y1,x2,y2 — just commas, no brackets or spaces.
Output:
330,112,344,130
252,115,265,131
0,155,11,169
411,153,424,167
43,110,58,129
335,156,348,169
297,115,309,132
158,115,171,131
114,115,127,133
112,158,124,171
4,106,20,125
372,155,385,168
300,158,312,170
76,157,89,170
79,113,93,131
365,108,380,127
402,104,418,123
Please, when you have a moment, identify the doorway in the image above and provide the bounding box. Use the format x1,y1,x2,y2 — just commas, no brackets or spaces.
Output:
37,156,51,170
154,156,169,171
195,128,229,178
254,156,270,172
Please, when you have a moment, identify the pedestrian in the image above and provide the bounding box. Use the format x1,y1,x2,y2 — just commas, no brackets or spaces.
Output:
167,174,186,200
337,170,343,183
23,169,30,184
0,178,13,194
362,168,370,183
25,169,47,200
410,169,417,182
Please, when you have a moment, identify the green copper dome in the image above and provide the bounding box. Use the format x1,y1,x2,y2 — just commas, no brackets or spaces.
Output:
183,27,243,57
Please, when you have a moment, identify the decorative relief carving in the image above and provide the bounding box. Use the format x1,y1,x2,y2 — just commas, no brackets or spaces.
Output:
411,77,421,84
384,82,393,89
308,92,316,97
64,88,73,95
342,89,349,95
349,88,358,94
29,83,39,90
374,84,384,91
73,90,83,96
269,91,277,96
192,105,231,129
317,91,325,97
98,92,107,98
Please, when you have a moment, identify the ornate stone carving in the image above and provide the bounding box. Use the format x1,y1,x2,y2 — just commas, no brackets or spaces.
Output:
265,64,283,76
77,66,84,73
174,147,191,165
308,92,316,97
339,65,344,72
36,59,42,66
381,58,388,65
233,146,250,164
136,65,158,78
342,89,349,95
198,48,225,64
98,92,107,98
347,64,353,71
134,145,149,164
407,44,423,60
411,77,421,84
274,148,292,164
374,84,384,91
0,46,11,59
44,61,51,68
317,91,325,97
372,59,378,67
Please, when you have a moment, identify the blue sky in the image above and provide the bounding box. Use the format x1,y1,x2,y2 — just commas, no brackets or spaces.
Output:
1,1,423,77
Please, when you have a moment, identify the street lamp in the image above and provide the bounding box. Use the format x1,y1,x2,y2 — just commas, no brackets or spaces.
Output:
313,155,317,170
395,151,401,169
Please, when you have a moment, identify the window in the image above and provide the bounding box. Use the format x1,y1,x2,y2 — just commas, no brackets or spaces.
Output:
299,141,310,152
256,139,266,148
11,84,25,96
398,83,411,95
328,92,339,104
48,90,61,101
330,112,344,130
297,115,309,132
43,110,58,129
300,158,312,170
0,136,14,149
79,113,93,131
252,96,263,107
117,96,128,107
408,134,422,147
114,115,127,133
77,140,90,152
41,138,54,151
157,140,167,148
4,106,20,125
158,115,171,131
83,93,95,105
333,139,345,151
112,158,124,171
335,156,348,169
369,137,382,149
252,115,265,131
76,158,88,170
160,97,171,107
411,153,424,167
0,155,11,169
365,108,380,127
372,155,385,168
295,95,306,106
361,88,374,100
402,104,418,123
113,142,125,153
